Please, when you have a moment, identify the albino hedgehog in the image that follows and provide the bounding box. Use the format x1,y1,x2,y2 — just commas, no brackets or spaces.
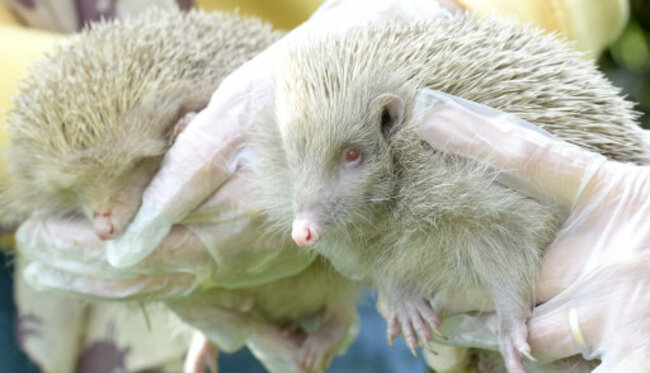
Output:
250,14,648,372
2,8,360,373
2,7,281,239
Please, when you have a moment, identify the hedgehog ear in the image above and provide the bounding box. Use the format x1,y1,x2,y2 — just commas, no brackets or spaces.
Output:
372,94,404,141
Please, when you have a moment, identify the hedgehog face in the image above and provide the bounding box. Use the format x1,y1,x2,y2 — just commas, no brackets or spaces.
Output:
278,91,404,248
77,155,162,240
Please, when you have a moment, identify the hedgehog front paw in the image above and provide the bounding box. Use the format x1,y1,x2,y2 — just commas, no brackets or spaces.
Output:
386,297,442,357
498,318,535,373
297,315,348,373
298,332,336,373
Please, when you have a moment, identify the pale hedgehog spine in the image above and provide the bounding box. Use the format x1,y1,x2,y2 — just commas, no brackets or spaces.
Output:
1,7,283,226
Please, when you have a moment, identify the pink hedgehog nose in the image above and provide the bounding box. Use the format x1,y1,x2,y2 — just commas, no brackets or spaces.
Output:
93,211,115,240
291,219,320,247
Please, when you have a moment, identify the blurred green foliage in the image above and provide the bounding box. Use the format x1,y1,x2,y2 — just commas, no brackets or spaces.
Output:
599,0,650,128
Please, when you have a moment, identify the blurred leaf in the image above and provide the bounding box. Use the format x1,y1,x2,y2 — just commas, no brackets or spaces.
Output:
610,21,649,72
599,0,650,128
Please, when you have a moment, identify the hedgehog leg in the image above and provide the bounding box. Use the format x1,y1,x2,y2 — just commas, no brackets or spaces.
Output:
386,296,442,357
498,315,532,373
298,314,349,373
183,331,219,373
485,281,535,373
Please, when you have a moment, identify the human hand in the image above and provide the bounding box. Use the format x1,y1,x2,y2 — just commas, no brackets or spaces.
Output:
415,89,650,370
106,0,464,269
18,168,313,300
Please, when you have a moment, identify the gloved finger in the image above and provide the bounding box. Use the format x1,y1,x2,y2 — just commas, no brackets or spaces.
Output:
106,56,273,269
23,261,198,300
595,344,650,373
534,228,599,303
526,305,584,363
18,216,213,277
139,224,213,276
436,313,500,351
17,216,111,272
531,308,650,371
436,308,581,364
535,205,650,303
106,91,253,269
533,255,650,362
182,167,260,224
415,89,609,209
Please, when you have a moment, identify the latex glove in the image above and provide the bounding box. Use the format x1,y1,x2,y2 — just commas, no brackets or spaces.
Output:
19,168,313,299
415,89,650,371
106,0,460,268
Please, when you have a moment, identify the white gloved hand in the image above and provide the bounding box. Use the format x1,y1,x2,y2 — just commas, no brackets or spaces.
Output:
19,168,314,299
415,89,650,371
105,0,460,268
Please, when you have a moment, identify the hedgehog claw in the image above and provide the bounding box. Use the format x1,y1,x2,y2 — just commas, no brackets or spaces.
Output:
410,345,419,359
387,314,401,348
387,334,395,349
386,296,440,356
519,347,536,362
498,317,530,373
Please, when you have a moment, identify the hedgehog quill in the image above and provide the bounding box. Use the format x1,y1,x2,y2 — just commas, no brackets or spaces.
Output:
1,8,280,239
2,8,359,373
251,15,648,372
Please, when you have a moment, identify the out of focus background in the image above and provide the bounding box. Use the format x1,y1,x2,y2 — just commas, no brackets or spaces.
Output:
599,0,650,128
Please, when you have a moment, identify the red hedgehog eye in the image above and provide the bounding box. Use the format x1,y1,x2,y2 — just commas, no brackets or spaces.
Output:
343,148,362,167
346,149,360,161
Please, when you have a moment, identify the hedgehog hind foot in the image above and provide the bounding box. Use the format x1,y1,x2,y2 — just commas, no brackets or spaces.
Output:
386,296,442,357
499,316,535,373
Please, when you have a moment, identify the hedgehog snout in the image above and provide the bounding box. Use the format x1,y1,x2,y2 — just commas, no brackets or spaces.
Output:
93,211,116,240
291,217,321,247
